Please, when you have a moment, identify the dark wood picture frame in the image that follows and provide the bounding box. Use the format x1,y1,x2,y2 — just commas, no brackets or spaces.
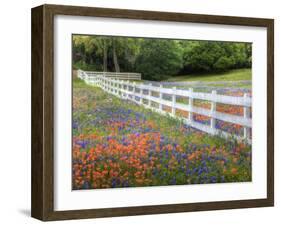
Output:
31,4,274,221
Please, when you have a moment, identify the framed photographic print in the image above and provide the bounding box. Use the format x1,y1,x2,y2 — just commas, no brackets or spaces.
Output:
31,4,274,221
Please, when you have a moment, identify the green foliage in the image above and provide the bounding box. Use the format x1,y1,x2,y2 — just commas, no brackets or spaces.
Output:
73,60,98,71
135,39,183,80
181,41,251,73
72,35,252,80
73,36,141,73
213,56,233,71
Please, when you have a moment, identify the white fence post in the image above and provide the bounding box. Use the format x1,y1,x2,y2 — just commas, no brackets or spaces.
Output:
133,82,136,102
189,88,193,123
85,73,89,84
119,80,122,97
103,77,106,90
111,79,114,93
117,80,120,96
123,81,126,98
210,90,217,134
120,80,124,98
172,87,176,116
126,80,129,99
112,78,115,94
115,79,117,95
125,80,129,99
110,78,113,94
159,84,163,111
148,83,152,107
140,85,143,104
243,93,250,140
109,78,111,93
106,77,108,91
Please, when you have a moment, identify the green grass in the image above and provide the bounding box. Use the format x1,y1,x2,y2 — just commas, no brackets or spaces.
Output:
165,68,251,82
73,78,91,88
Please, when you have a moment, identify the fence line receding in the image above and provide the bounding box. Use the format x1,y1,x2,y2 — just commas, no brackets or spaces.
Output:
78,70,252,143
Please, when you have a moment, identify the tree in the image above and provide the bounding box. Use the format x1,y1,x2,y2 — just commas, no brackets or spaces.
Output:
135,39,183,80
181,41,251,73
103,38,108,72
112,38,120,72
72,35,252,79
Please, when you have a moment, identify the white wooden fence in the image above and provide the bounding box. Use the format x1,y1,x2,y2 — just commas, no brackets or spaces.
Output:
78,70,252,143
78,70,141,80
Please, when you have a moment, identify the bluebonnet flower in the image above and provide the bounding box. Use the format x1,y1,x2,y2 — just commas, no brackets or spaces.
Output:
170,177,177,185
210,176,217,183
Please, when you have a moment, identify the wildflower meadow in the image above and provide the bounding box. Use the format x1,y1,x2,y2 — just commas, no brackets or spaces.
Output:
72,79,251,190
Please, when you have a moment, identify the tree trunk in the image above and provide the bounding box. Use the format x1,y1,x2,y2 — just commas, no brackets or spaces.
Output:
112,39,120,72
103,39,107,72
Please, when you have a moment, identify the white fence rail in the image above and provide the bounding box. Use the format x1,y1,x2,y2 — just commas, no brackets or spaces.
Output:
78,70,252,143
78,69,141,80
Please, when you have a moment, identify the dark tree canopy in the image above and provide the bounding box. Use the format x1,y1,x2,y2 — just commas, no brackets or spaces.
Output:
135,39,183,80
73,35,252,81
181,41,251,74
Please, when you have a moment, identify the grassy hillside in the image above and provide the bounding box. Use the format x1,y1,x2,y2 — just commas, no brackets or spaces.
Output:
165,69,251,82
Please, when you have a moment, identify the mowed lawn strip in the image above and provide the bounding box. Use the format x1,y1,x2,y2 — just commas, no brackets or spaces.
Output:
165,69,251,82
